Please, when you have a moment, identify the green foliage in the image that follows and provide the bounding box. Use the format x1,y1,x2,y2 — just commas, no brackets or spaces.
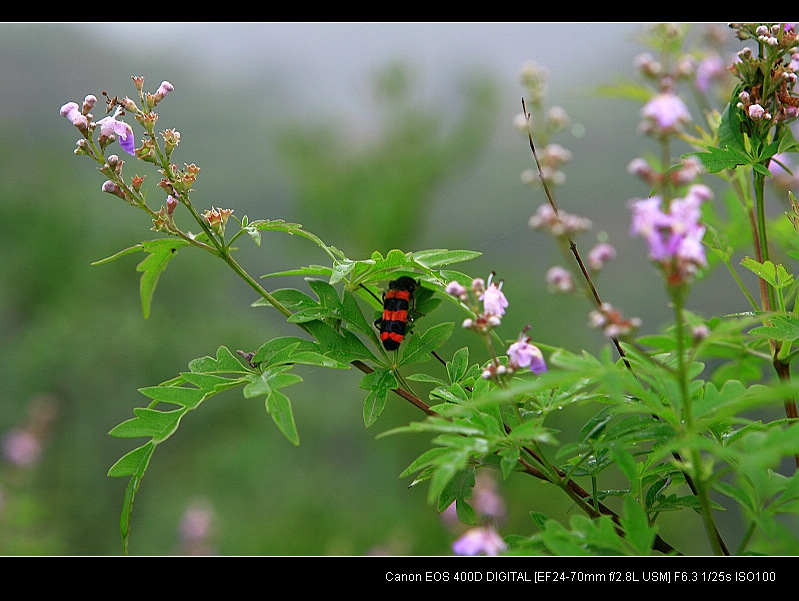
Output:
49,23,799,558
105,235,478,551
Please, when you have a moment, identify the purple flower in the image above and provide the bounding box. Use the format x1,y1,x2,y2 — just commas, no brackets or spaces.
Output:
630,196,672,260
480,281,508,316
507,338,547,374
445,281,467,300
452,526,507,556
96,108,136,155
641,92,691,135
695,54,726,93
630,185,711,283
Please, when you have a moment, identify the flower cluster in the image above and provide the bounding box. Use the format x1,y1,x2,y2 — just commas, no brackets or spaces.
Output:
630,184,712,285
203,206,234,236
729,24,799,126
446,276,547,379
520,142,572,188
447,274,507,334
506,331,547,375
640,90,692,137
628,155,703,189
528,203,592,237
589,302,642,339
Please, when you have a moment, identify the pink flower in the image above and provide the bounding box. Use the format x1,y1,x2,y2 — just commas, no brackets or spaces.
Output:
480,281,508,316
96,108,136,155
546,265,574,293
748,103,767,120
452,526,507,556
507,338,547,374
588,242,616,271
445,281,467,300
641,92,691,135
2,429,42,467
695,54,726,93
630,185,711,283
156,81,174,99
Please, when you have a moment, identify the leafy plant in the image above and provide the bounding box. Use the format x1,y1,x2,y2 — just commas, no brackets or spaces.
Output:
58,23,799,556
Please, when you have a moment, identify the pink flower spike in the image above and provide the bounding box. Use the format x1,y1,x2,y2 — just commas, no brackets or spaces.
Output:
97,108,136,155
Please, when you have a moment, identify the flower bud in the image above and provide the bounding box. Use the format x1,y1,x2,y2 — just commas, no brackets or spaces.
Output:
101,180,126,200
155,81,174,101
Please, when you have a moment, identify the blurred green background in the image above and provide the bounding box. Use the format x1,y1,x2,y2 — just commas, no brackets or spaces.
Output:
0,22,768,555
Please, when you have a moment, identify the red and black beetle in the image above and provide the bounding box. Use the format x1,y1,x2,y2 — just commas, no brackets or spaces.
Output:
375,276,420,351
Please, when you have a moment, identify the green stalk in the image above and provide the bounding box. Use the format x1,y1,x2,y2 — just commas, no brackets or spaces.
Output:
672,287,726,555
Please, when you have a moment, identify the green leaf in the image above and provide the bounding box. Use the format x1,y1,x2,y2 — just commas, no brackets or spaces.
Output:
446,347,469,384
594,78,655,103
620,496,656,555
135,238,190,319
265,390,299,446
361,368,398,427
107,441,155,478
411,249,481,268
398,322,454,366
137,384,206,409
108,408,184,442
717,97,747,155
740,256,794,290
188,346,252,374
90,243,144,266
688,145,752,173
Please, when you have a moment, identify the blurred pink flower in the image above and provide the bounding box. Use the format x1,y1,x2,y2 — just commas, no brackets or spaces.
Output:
452,526,507,556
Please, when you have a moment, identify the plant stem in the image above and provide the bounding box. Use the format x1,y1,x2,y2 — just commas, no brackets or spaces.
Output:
673,289,727,555
752,167,799,466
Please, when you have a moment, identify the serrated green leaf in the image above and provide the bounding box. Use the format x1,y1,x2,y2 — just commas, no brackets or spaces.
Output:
689,145,752,173
717,97,747,155
447,347,469,383
578,408,615,443
108,408,184,441
188,346,251,374
179,371,239,390
741,256,794,289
